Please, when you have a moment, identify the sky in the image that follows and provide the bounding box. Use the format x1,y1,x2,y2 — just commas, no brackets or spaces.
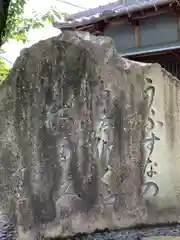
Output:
2,0,113,64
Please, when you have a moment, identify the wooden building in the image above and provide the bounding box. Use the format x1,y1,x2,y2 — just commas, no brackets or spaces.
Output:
54,0,180,79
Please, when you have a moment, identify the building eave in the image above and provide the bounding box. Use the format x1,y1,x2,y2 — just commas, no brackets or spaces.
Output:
53,0,176,31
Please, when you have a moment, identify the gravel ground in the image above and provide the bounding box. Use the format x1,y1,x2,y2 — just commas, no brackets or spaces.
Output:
45,224,180,240
0,216,15,240
1,220,180,240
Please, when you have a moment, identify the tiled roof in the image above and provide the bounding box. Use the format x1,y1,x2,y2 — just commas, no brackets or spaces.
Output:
53,0,172,30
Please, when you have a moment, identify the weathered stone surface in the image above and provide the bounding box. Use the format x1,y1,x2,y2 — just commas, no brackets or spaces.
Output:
0,30,180,239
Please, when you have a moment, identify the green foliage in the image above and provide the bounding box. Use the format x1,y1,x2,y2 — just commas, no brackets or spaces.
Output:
2,0,26,45
3,0,65,44
0,0,67,83
0,58,10,84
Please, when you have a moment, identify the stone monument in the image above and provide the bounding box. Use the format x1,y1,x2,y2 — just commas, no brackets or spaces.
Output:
0,30,180,239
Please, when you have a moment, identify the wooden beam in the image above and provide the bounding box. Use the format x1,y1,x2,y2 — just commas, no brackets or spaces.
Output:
95,4,178,30
134,20,140,47
131,7,172,20
109,19,129,26
174,8,180,41
129,48,180,59
178,16,180,40
108,7,167,28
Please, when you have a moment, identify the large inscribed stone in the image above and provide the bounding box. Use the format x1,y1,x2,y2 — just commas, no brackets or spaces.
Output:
0,30,180,239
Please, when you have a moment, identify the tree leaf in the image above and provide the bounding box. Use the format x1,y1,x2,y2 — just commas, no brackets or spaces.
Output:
0,1,69,84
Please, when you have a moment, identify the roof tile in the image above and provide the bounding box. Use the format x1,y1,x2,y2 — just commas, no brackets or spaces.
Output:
53,0,173,30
